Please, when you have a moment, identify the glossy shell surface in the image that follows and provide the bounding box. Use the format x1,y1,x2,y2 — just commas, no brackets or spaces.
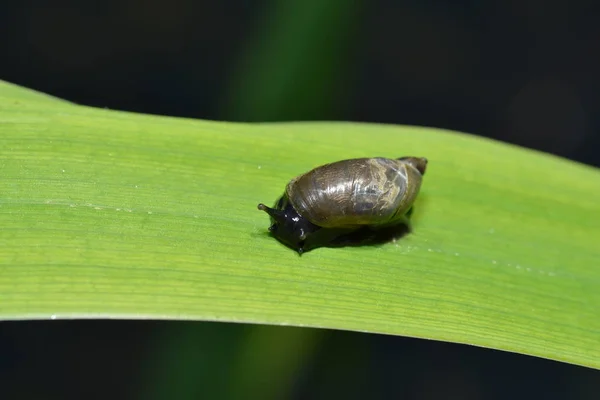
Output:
285,157,422,228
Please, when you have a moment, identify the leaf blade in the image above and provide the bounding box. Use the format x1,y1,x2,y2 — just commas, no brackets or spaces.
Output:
1,80,599,369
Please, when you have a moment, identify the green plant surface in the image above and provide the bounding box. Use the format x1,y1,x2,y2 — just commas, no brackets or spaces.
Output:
1,80,599,369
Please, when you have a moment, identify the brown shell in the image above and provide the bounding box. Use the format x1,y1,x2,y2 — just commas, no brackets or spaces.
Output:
286,157,423,228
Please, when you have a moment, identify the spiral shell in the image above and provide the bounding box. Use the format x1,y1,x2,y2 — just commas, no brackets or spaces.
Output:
286,157,425,228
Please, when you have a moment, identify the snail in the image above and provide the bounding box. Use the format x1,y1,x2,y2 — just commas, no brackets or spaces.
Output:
258,156,427,254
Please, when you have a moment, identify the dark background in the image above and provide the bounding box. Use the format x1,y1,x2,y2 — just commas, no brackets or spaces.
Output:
1,0,599,399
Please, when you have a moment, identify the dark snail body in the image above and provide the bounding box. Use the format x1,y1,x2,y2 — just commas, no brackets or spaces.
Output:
258,156,427,254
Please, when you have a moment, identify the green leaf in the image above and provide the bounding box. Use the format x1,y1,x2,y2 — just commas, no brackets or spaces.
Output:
1,80,599,369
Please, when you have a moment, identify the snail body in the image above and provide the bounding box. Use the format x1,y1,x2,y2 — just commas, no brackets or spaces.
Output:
258,156,427,254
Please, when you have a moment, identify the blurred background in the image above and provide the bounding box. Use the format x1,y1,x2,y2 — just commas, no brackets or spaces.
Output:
1,0,599,399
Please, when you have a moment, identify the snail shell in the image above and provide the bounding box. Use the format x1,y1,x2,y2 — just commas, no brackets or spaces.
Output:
286,157,425,228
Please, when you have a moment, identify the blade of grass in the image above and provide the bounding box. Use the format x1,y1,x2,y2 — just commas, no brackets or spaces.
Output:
139,322,247,400
222,0,361,121
227,325,324,400
0,80,599,369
